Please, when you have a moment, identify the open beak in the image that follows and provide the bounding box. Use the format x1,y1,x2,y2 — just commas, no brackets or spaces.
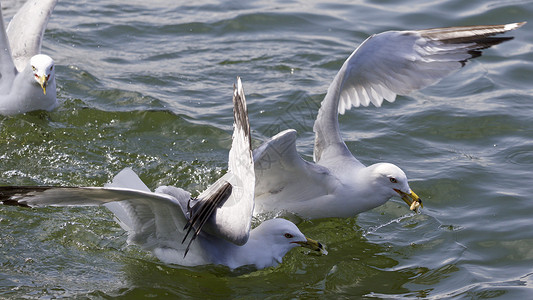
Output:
394,189,423,212
37,75,48,95
294,237,328,255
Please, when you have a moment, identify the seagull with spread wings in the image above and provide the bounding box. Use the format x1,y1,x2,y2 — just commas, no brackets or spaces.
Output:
0,78,325,270
0,0,58,115
253,22,525,219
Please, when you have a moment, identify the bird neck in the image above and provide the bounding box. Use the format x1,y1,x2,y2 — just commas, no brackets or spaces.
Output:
356,165,395,208
235,236,283,269
204,236,280,270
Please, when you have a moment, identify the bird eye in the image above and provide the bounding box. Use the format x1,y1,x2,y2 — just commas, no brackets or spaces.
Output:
284,233,293,239
50,66,53,71
389,177,397,183
31,66,36,71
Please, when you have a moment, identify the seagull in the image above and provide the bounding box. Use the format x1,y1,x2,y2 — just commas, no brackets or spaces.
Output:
0,0,58,115
253,22,525,219
0,78,326,270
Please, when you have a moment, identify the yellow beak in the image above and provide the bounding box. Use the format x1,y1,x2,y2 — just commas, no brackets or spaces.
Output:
37,75,48,95
294,237,328,255
395,189,423,212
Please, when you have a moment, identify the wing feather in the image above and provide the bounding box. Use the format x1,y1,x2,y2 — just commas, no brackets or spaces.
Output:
313,22,525,162
0,2,17,90
0,168,197,262
253,129,342,215
182,181,232,257
184,77,255,246
6,0,58,71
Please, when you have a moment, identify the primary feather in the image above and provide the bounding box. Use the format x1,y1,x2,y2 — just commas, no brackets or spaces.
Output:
253,22,525,219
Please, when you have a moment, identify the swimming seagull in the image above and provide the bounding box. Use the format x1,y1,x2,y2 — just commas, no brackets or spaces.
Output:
0,0,58,115
253,22,525,219
0,78,326,270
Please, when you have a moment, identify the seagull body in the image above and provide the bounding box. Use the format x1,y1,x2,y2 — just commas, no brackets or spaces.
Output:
0,0,58,115
253,23,525,219
0,78,325,270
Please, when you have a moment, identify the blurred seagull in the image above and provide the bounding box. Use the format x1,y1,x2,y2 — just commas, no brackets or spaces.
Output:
0,0,58,115
253,22,525,219
0,78,326,270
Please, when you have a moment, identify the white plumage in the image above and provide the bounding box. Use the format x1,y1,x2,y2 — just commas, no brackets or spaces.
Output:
0,78,325,270
0,0,58,115
253,23,525,219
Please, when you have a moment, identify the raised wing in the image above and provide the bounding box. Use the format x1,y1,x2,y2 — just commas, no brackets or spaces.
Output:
338,23,525,111
184,77,255,246
0,168,201,264
314,22,525,162
6,0,58,71
0,2,17,91
182,180,232,256
253,129,340,215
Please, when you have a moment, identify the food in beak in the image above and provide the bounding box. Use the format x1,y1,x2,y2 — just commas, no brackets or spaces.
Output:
395,189,423,213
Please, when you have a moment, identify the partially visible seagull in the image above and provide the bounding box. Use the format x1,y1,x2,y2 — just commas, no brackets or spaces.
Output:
0,0,58,115
0,78,326,270
253,22,526,219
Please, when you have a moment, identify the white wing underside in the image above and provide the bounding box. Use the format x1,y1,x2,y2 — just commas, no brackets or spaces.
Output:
337,23,524,112
6,0,58,72
313,22,525,163
0,168,210,265
252,23,524,216
0,77,255,266
0,2,17,91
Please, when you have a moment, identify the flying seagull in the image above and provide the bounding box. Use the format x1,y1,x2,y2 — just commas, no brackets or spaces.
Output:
0,0,58,115
253,22,525,219
0,78,326,270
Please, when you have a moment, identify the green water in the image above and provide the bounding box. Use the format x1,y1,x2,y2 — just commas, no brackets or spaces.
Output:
1,0,533,298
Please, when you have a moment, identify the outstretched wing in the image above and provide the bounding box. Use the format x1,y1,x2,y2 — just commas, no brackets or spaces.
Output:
253,129,341,215
313,22,525,162
184,77,255,246
338,23,525,111
0,2,17,90
6,0,58,71
0,168,204,265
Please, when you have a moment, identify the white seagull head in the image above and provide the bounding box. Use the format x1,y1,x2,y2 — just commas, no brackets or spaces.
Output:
235,218,327,269
250,218,326,263
30,54,55,95
368,163,422,212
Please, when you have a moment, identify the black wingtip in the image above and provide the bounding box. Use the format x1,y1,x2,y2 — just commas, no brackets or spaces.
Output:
421,23,523,68
233,77,252,155
1,199,30,208
181,182,233,257
0,186,58,206
181,78,251,258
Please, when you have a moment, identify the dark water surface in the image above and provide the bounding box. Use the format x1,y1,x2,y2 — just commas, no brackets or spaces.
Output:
1,0,532,298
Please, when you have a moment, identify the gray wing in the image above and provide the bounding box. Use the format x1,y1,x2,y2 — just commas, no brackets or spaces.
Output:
313,22,525,163
185,77,255,246
6,0,58,71
0,2,17,90
253,129,340,215
0,168,195,260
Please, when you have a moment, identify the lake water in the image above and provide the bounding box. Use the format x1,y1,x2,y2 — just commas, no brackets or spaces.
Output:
1,0,532,298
